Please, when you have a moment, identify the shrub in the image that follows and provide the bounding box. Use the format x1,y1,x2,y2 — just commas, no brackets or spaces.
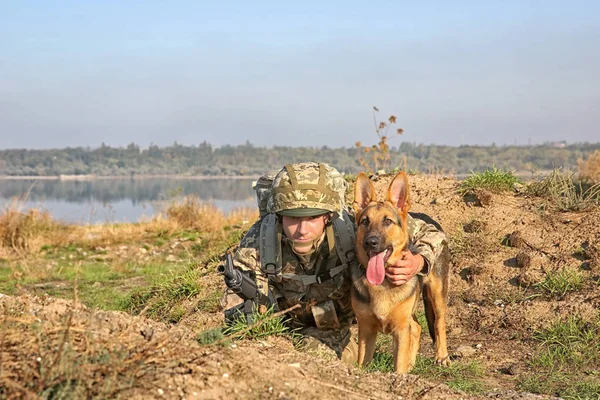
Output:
578,150,600,184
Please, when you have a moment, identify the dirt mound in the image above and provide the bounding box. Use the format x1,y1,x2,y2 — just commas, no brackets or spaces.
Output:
2,174,598,399
1,294,559,400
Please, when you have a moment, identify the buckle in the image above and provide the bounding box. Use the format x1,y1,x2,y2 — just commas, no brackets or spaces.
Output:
263,263,281,276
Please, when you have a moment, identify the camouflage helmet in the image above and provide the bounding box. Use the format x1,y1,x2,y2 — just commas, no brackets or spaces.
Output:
268,162,347,217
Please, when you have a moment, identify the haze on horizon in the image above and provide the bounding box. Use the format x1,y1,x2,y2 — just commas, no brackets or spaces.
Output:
1,1,599,151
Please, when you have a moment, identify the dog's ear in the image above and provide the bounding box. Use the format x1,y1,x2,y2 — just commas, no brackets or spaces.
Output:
353,172,376,214
386,171,410,213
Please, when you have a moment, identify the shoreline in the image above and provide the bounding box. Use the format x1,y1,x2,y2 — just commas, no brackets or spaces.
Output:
0,174,261,181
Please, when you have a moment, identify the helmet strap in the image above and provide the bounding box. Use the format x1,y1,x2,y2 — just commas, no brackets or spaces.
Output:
325,224,335,255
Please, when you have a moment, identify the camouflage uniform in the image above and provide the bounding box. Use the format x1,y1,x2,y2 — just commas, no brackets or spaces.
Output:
221,162,448,362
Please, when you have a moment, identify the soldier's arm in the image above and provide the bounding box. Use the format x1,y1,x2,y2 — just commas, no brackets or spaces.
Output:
407,214,448,277
232,221,271,297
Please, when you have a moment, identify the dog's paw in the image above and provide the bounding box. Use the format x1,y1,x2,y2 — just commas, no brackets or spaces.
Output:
434,355,451,367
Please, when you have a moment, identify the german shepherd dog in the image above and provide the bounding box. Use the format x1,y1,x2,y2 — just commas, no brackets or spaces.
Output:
350,171,450,373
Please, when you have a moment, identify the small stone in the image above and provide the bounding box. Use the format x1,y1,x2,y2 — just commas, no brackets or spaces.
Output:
454,345,477,358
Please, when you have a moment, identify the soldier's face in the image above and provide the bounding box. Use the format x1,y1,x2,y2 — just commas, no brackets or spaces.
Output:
281,214,329,254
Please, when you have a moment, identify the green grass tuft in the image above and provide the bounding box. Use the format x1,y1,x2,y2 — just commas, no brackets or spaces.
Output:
518,316,600,399
536,268,584,299
412,356,486,393
223,306,299,341
458,166,520,194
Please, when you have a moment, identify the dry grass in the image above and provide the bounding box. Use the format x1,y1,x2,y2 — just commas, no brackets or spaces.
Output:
578,150,600,184
0,199,70,257
0,294,206,399
0,195,258,260
526,169,600,212
165,195,256,232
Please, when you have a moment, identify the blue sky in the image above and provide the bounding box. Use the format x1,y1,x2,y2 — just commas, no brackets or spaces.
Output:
1,1,599,149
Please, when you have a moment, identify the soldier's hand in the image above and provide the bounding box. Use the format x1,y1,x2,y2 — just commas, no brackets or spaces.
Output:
385,251,425,286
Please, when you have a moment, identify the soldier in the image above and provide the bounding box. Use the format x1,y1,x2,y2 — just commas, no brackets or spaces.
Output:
220,162,448,363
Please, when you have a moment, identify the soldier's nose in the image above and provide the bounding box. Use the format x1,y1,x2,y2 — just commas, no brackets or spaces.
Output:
364,236,381,251
297,219,310,234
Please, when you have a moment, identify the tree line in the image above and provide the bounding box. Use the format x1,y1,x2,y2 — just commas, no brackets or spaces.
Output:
1,141,599,177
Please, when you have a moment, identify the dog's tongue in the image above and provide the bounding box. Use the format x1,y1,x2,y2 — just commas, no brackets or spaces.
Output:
366,252,386,285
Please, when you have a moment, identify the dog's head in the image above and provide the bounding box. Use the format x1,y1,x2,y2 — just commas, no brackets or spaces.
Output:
353,171,411,286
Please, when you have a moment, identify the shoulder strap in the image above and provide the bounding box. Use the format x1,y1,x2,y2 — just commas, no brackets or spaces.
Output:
332,209,356,265
259,214,282,276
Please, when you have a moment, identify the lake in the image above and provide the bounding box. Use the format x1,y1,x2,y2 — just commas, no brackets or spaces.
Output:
0,178,257,224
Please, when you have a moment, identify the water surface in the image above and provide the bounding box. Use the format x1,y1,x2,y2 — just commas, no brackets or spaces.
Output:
0,178,257,224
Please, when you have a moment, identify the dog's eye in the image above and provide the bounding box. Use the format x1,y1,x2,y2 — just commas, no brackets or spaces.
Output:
383,217,394,226
360,217,369,226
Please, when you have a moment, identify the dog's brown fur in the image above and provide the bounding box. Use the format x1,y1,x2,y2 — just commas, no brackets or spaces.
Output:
350,171,450,373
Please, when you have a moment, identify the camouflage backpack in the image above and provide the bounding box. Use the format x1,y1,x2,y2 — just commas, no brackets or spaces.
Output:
252,163,357,281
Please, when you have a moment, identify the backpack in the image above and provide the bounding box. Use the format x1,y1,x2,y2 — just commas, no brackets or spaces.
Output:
251,171,357,283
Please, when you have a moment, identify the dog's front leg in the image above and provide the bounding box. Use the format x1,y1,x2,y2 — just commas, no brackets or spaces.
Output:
357,320,378,368
392,325,412,373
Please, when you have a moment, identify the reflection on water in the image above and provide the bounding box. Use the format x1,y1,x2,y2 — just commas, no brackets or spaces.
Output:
0,178,257,224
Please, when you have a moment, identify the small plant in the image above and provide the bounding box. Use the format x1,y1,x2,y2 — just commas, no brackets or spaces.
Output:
536,268,584,298
448,224,492,265
123,265,202,320
223,306,299,341
518,316,600,398
355,106,404,174
414,356,485,393
487,285,534,306
364,350,394,372
197,327,227,345
526,168,600,212
458,166,520,195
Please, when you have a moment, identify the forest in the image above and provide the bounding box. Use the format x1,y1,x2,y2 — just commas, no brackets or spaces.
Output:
1,141,599,177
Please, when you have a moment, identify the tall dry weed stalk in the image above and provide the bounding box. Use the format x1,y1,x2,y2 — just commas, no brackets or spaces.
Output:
165,195,226,232
578,150,600,184
527,169,600,212
164,195,258,232
0,199,62,255
355,106,404,174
